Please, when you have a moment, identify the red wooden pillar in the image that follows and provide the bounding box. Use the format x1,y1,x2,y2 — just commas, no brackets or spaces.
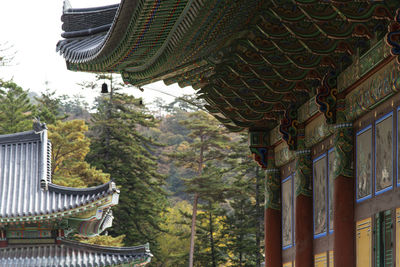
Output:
332,122,354,267
333,175,354,266
294,145,313,266
249,131,281,267
295,193,313,266
0,230,7,247
265,208,282,267
264,167,282,267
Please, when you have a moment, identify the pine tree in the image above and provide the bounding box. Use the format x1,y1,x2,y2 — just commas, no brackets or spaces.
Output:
167,110,231,267
87,90,167,257
221,176,260,267
0,80,36,134
0,42,15,67
156,200,192,266
35,88,66,124
188,165,229,267
220,135,265,267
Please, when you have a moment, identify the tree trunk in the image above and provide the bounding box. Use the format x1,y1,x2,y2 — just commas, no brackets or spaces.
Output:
188,193,199,267
239,201,243,266
255,166,262,267
209,201,216,267
188,139,204,267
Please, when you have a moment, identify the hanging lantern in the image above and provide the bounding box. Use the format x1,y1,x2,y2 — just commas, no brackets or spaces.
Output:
101,83,108,93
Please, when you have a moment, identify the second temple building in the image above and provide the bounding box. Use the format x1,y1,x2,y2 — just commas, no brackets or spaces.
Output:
0,124,152,266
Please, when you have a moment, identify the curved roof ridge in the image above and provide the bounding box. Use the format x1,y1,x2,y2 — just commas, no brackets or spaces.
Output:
48,181,118,195
58,0,131,64
61,239,151,255
63,3,120,14
0,130,39,143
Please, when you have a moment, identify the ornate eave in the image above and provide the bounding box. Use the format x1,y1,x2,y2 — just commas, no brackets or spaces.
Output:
57,1,400,133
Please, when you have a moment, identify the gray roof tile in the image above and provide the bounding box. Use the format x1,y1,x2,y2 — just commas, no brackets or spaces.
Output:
0,240,152,267
57,1,120,64
0,130,118,220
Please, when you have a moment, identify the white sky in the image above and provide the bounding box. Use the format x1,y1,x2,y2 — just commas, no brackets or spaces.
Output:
0,0,194,107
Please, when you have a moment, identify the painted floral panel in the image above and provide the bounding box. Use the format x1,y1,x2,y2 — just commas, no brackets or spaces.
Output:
356,127,372,200
314,156,327,236
282,177,293,248
376,115,393,192
328,150,335,231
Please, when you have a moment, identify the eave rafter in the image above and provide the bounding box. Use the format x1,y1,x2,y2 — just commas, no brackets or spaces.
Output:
0,194,114,226
191,0,394,131
58,0,399,132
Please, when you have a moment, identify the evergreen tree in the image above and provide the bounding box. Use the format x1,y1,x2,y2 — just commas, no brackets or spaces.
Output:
189,165,229,267
47,112,126,247
87,90,167,258
165,94,204,112
167,110,231,267
0,80,36,134
35,88,66,124
0,42,15,67
221,176,260,267
156,200,192,267
220,135,265,267
58,94,91,120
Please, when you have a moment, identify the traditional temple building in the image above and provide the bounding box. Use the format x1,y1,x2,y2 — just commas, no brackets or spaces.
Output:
0,125,152,266
57,0,400,266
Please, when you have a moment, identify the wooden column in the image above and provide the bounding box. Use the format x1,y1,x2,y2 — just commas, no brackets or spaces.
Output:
56,229,64,244
249,131,281,267
332,108,354,266
333,175,354,266
265,208,281,267
294,130,313,267
264,153,281,267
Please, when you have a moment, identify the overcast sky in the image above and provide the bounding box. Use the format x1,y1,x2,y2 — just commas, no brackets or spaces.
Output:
0,0,194,107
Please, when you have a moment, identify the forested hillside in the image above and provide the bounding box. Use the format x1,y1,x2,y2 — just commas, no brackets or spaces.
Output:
0,74,264,266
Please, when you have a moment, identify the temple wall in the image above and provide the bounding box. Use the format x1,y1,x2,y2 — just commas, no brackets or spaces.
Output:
268,40,400,266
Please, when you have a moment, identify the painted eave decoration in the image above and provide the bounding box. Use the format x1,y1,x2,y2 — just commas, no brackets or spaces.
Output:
57,0,400,132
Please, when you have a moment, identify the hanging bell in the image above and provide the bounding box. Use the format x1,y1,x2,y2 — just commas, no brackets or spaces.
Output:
101,83,108,94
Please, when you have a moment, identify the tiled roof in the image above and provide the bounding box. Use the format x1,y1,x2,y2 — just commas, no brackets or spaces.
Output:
61,2,118,34
56,0,400,133
56,0,124,64
0,129,118,222
0,240,152,267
